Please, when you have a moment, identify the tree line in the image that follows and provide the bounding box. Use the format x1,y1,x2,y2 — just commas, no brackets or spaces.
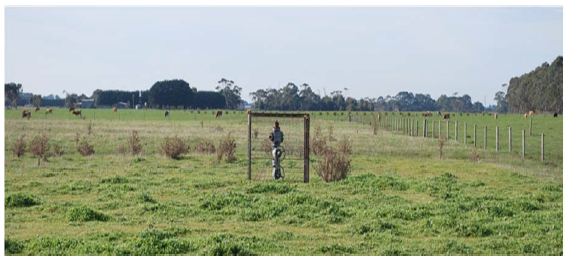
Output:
505,56,562,114
250,83,485,112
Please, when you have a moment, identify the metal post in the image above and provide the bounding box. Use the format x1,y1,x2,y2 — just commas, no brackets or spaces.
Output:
464,123,467,144
496,127,499,152
522,129,525,158
484,126,487,150
541,133,544,162
304,115,310,183
423,119,427,138
455,121,458,142
438,120,441,139
473,124,477,147
508,127,512,153
446,120,449,140
247,113,252,181
530,118,532,136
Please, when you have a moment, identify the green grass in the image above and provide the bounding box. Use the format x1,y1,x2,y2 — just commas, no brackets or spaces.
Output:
4,108,563,255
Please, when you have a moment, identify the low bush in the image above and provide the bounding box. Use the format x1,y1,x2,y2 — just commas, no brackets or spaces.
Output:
5,193,40,208
52,144,64,157
316,146,351,182
30,133,50,165
217,133,237,163
128,130,142,155
68,206,109,222
338,136,352,155
76,136,95,156
311,126,327,156
161,136,189,159
12,135,26,157
194,140,216,154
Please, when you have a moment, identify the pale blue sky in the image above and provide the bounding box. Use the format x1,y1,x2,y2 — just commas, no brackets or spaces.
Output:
5,6,563,105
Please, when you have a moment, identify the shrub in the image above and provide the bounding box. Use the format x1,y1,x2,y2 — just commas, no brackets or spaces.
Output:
77,136,95,156
161,136,189,159
117,144,127,155
470,147,478,163
214,126,224,133
29,133,50,165
327,125,336,141
53,144,64,157
68,206,109,222
87,120,93,135
311,126,327,156
217,133,237,163
5,193,39,208
128,130,143,155
12,135,26,157
317,146,351,182
194,140,216,154
338,136,352,155
253,128,259,139
260,138,272,154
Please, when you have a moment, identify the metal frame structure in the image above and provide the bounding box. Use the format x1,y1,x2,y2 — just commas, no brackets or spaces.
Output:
247,112,310,183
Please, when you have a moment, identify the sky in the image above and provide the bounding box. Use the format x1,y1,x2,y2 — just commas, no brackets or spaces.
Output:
4,6,563,105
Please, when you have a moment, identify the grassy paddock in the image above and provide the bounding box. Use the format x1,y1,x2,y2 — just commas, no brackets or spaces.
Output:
4,108,563,255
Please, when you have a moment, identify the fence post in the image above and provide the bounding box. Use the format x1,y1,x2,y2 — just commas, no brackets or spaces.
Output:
522,129,525,158
508,127,512,153
304,115,310,183
473,124,477,147
423,119,427,138
432,121,435,139
247,113,252,181
416,120,419,137
464,122,467,144
446,120,449,140
496,127,499,152
438,120,442,139
541,133,544,161
530,118,532,136
455,121,458,142
484,126,487,150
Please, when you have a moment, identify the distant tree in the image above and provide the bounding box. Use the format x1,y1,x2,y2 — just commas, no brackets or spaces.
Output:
494,91,508,113
65,93,79,108
216,78,242,109
30,95,42,107
192,91,226,109
149,79,193,109
5,83,23,108
506,56,562,113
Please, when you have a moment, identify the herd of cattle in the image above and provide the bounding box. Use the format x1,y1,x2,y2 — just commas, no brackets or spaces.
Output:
19,107,558,120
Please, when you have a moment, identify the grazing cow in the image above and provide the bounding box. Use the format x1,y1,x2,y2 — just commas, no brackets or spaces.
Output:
553,112,558,117
215,111,223,118
443,113,450,120
423,112,433,117
494,113,498,120
437,111,442,116
45,108,53,115
112,106,118,112
69,107,75,112
165,111,170,118
529,110,535,116
22,110,31,120
377,113,382,122
524,113,528,119
72,110,82,117
35,106,40,113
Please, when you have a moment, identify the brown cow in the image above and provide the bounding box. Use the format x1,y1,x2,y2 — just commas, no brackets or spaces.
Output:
35,106,40,113
443,113,450,120
22,110,31,120
69,107,75,112
423,112,433,117
494,113,498,120
112,106,118,112
72,110,82,117
524,113,528,119
215,111,223,118
529,110,535,116
45,108,53,115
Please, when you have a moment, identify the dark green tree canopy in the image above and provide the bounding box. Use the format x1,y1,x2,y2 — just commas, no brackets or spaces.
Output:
149,79,193,109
